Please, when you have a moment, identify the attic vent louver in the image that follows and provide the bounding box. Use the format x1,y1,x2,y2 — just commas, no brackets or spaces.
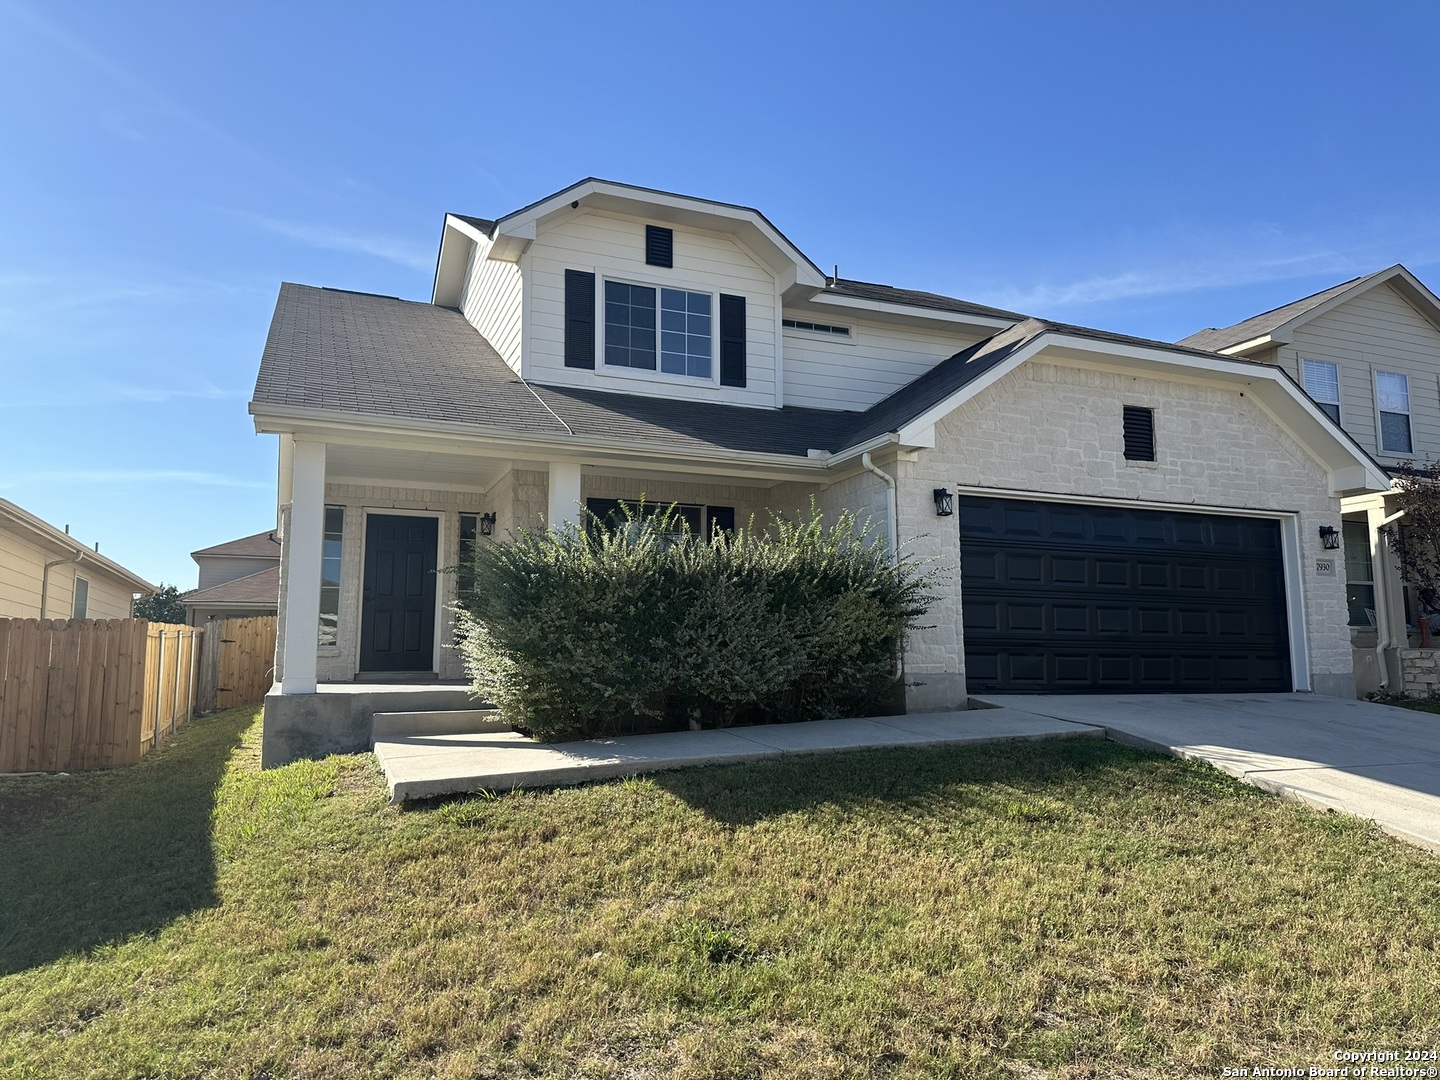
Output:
1122,405,1155,461
645,225,673,268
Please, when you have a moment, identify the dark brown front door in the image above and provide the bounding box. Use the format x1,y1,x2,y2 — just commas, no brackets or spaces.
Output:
359,514,437,673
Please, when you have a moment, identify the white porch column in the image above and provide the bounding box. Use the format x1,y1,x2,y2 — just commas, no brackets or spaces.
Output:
547,461,582,532
280,440,326,694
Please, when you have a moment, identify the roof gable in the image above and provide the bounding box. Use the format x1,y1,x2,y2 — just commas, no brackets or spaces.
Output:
1178,265,1440,354
191,530,280,560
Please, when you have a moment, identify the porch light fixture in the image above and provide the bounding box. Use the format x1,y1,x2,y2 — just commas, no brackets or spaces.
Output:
480,512,496,537
1318,524,1340,550
933,488,955,517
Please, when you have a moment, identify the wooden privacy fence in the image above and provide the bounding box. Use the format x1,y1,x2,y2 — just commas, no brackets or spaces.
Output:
195,616,277,714
0,619,201,773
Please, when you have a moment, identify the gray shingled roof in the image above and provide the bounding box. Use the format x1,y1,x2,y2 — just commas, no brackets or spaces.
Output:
251,284,1254,461
182,566,279,607
824,278,1027,323
252,285,857,456
1177,269,1393,352
191,530,280,559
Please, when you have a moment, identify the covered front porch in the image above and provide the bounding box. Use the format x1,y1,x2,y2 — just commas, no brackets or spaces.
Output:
262,431,895,762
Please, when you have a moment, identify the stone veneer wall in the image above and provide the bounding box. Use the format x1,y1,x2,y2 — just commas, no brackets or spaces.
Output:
900,360,1355,698
1399,649,1440,697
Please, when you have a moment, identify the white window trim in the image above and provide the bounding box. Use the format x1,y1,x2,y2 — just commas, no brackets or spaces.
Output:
1301,358,1341,423
1373,369,1413,455
597,273,719,387
73,575,89,620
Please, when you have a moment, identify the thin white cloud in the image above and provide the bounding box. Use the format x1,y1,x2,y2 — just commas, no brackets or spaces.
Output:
250,216,433,271
0,469,270,491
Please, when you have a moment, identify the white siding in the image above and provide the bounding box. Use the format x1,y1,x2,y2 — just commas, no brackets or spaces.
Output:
782,316,986,411
460,233,523,373
1279,283,1440,465
524,209,779,408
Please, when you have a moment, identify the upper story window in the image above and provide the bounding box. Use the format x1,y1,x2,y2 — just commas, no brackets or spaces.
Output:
73,576,89,619
1302,359,1341,424
604,280,712,379
1375,371,1413,454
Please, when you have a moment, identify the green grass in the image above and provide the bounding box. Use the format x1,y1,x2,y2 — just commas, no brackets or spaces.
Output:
1375,693,1440,715
1,709,1438,1079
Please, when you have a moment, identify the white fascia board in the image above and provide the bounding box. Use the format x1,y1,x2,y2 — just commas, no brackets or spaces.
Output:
248,404,831,481
432,221,477,308
1218,334,1278,356
493,179,825,286
803,291,1017,334
819,432,901,468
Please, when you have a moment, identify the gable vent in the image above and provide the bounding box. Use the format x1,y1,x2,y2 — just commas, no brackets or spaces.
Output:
645,225,674,268
1122,405,1155,461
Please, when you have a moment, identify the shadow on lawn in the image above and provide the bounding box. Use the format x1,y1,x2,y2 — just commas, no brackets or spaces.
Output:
0,711,248,976
652,735,1187,827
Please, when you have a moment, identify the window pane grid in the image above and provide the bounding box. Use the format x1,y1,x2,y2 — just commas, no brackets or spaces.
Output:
603,282,657,370
319,506,344,646
1376,372,1412,453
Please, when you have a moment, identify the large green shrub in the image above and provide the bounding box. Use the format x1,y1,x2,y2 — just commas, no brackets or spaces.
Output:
453,504,939,741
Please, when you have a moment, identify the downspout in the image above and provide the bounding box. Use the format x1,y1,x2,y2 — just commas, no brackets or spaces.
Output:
40,551,83,619
1374,509,1406,690
861,452,904,681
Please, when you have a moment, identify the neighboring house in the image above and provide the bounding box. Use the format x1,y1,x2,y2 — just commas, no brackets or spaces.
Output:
1179,264,1440,695
249,178,1388,764
0,498,154,620
181,530,281,625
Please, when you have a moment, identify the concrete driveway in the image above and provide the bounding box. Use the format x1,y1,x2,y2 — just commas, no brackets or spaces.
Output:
974,693,1440,854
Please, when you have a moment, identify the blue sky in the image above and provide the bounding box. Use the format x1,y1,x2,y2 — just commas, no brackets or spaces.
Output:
4,0,1439,589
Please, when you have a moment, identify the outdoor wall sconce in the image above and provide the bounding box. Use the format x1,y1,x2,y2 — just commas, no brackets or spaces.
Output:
480,512,497,537
1318,524,1340,550
933,488,955,517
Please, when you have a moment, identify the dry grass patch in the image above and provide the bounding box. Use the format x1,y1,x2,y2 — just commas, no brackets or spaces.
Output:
0,707,1436,1078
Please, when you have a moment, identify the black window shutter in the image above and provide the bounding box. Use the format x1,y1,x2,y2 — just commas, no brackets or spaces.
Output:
1122,405,1155,461
564,269,595,369
707,505,736,540
719,294,746,388
645,225,673,268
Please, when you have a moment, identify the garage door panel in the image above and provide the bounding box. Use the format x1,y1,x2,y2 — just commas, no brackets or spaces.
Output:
961,496,1291,694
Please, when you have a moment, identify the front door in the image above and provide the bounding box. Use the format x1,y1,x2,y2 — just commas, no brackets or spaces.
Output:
359,514,438,673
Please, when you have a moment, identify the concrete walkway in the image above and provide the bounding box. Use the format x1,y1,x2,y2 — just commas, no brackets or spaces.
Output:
978,693,1440,854
374,708,1102,802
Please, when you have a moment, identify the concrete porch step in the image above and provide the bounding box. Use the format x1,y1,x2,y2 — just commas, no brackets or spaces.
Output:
371,708,508,743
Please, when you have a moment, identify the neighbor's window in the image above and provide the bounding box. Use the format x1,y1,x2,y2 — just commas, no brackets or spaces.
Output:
458,513,478,599
1343,521,1375,628
1302,359,1341,424
318,506,344,646
73,576,89,619
1375,371,1413,454
604,281,712,378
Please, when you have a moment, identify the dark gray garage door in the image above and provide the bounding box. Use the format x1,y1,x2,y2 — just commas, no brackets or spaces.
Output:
960,495,1292,693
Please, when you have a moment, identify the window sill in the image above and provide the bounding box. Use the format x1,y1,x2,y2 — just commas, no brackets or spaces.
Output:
1124,458,1159,470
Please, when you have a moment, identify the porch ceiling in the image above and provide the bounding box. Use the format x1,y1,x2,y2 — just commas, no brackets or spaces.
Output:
325,444,512,492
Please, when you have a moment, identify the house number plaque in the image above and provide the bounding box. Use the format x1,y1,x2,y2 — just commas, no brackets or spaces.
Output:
1315,558,1336,577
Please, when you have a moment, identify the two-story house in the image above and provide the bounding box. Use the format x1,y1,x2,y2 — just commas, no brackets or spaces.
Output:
180,529,281,625
1179,265,1440,694
0,498,154,620
250,179,1387,766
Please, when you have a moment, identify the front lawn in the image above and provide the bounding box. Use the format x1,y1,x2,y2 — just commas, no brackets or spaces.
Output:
1,708,1437,1079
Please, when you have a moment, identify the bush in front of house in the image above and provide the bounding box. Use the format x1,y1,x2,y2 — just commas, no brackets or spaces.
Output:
454,504,939,741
